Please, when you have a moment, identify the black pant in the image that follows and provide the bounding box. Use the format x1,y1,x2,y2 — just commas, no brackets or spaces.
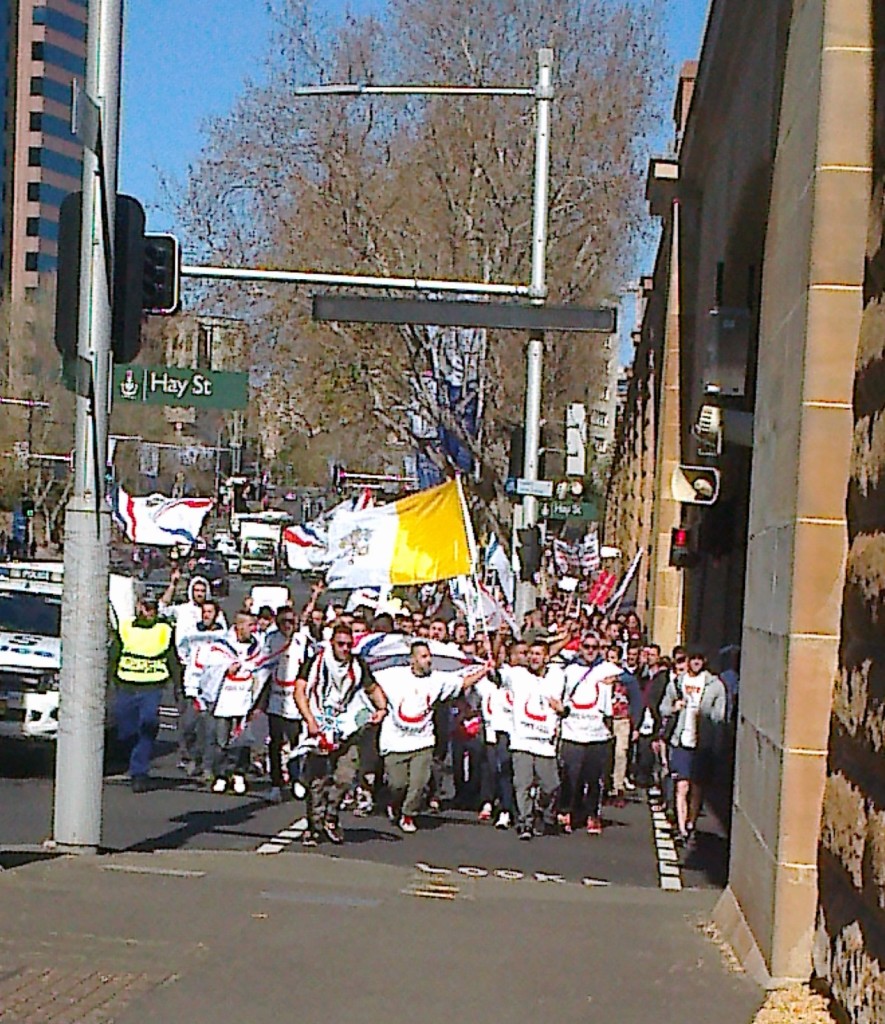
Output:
451,735,486,809
268,714,302,788
633,734,657,788
559,739,611,822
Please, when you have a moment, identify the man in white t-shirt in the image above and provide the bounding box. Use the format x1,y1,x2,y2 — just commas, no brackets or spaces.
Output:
560,660,622,835
504,639,568,840
377,640,492,833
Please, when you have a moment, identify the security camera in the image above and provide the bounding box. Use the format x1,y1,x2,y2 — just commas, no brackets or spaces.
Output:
693,404,723,456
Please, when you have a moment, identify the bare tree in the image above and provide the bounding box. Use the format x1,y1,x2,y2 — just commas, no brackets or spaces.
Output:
169,0,669,532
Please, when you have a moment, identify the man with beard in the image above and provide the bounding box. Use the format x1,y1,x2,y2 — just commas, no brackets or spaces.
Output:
295,623,387,846
504,639,567,840
377,640,492,833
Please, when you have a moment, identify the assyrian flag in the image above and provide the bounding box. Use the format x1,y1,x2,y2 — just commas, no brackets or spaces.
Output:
326,478,475,589
355,632,478,673
111,485,213,547
283,489,375,571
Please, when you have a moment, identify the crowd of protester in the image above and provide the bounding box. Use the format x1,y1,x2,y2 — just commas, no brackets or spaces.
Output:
112,571,735,851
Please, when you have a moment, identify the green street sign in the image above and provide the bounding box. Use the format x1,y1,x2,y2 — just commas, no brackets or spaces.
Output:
113,365,248,410
539,499,599,521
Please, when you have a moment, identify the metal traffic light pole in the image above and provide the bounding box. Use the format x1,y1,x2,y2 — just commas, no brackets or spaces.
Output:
53,0,122,852
514,49,553,626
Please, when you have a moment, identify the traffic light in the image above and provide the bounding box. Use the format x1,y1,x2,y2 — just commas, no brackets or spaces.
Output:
517,525,542,581
142,234,181,315
669,526,695,568
55,193,180,367
21,497,35,519
508,425,547,481
54,192,82,360
670,465,721,505
112,195,146,363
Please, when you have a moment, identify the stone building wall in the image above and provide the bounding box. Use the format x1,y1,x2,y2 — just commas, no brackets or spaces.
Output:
813,5,885,1014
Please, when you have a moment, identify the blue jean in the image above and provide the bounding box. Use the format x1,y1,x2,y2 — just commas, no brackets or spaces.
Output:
115,686,164,779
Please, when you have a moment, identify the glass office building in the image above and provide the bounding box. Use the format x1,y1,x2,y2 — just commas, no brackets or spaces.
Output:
2,0,86,301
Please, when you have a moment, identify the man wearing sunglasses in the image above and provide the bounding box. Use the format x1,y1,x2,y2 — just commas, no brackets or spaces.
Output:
295,623,387,846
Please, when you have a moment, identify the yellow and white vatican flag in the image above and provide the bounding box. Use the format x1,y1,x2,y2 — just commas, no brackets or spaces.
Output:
326,478,476,589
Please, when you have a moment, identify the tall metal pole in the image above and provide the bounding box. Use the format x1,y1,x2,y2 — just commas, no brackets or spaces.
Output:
53,0,123,852
515,48,553,625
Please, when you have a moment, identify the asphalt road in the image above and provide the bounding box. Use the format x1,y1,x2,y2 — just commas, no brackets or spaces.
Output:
0,724,728,893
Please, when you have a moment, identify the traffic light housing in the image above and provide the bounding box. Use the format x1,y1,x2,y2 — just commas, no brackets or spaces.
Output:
112,195,146,363
517,525,542,581
669,526,695,568
21,497,35,519
55,194,180,367
508,425,547,482
142,234,181,315
331,464,346,492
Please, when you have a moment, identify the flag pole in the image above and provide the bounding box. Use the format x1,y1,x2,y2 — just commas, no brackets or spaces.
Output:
455,475,492,645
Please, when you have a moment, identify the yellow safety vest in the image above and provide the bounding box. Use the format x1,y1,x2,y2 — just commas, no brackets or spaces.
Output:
117,620,173,684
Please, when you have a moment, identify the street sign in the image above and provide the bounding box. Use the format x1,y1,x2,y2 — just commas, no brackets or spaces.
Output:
515,478,554,498
539,499,599,521
113,365,248,410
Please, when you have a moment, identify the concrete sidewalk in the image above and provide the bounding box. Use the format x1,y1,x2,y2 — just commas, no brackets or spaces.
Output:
0,848,763,1024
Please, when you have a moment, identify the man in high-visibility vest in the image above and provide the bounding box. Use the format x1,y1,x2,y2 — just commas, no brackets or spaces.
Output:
111,594,179,792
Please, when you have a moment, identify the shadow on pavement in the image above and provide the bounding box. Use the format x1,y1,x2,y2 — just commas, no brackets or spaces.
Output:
120,800,275,853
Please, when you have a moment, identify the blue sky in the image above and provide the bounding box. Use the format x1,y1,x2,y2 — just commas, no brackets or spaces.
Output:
120,0,711,233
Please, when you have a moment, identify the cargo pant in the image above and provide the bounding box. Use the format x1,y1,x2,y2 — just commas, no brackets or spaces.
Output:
303,736,361,829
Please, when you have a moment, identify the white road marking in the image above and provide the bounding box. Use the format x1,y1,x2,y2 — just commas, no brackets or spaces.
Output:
649,802,684,892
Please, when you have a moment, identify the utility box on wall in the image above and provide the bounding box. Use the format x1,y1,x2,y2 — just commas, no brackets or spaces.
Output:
705,307,751,397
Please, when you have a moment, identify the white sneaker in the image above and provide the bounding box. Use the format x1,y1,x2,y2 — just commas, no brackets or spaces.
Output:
231,774,247,795
478,802,493,821
495,810,512,830
398,815,417,833
266,786,282,804
211,777,228,794
624,779,636,791
292,780,307,800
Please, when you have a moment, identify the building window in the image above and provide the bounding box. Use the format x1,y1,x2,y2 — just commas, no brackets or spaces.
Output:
25,252,38,272
26,217,39,236
28,147,41,166
29,112,42,132
30,76,43,96
27,182,39,201
591,410,608,429
31,41,44,62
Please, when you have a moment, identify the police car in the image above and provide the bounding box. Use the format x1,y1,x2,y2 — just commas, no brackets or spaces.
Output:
0,563,134,741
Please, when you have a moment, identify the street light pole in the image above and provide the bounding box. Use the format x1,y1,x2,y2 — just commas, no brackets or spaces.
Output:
514,48,553,625
53,0,122,852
